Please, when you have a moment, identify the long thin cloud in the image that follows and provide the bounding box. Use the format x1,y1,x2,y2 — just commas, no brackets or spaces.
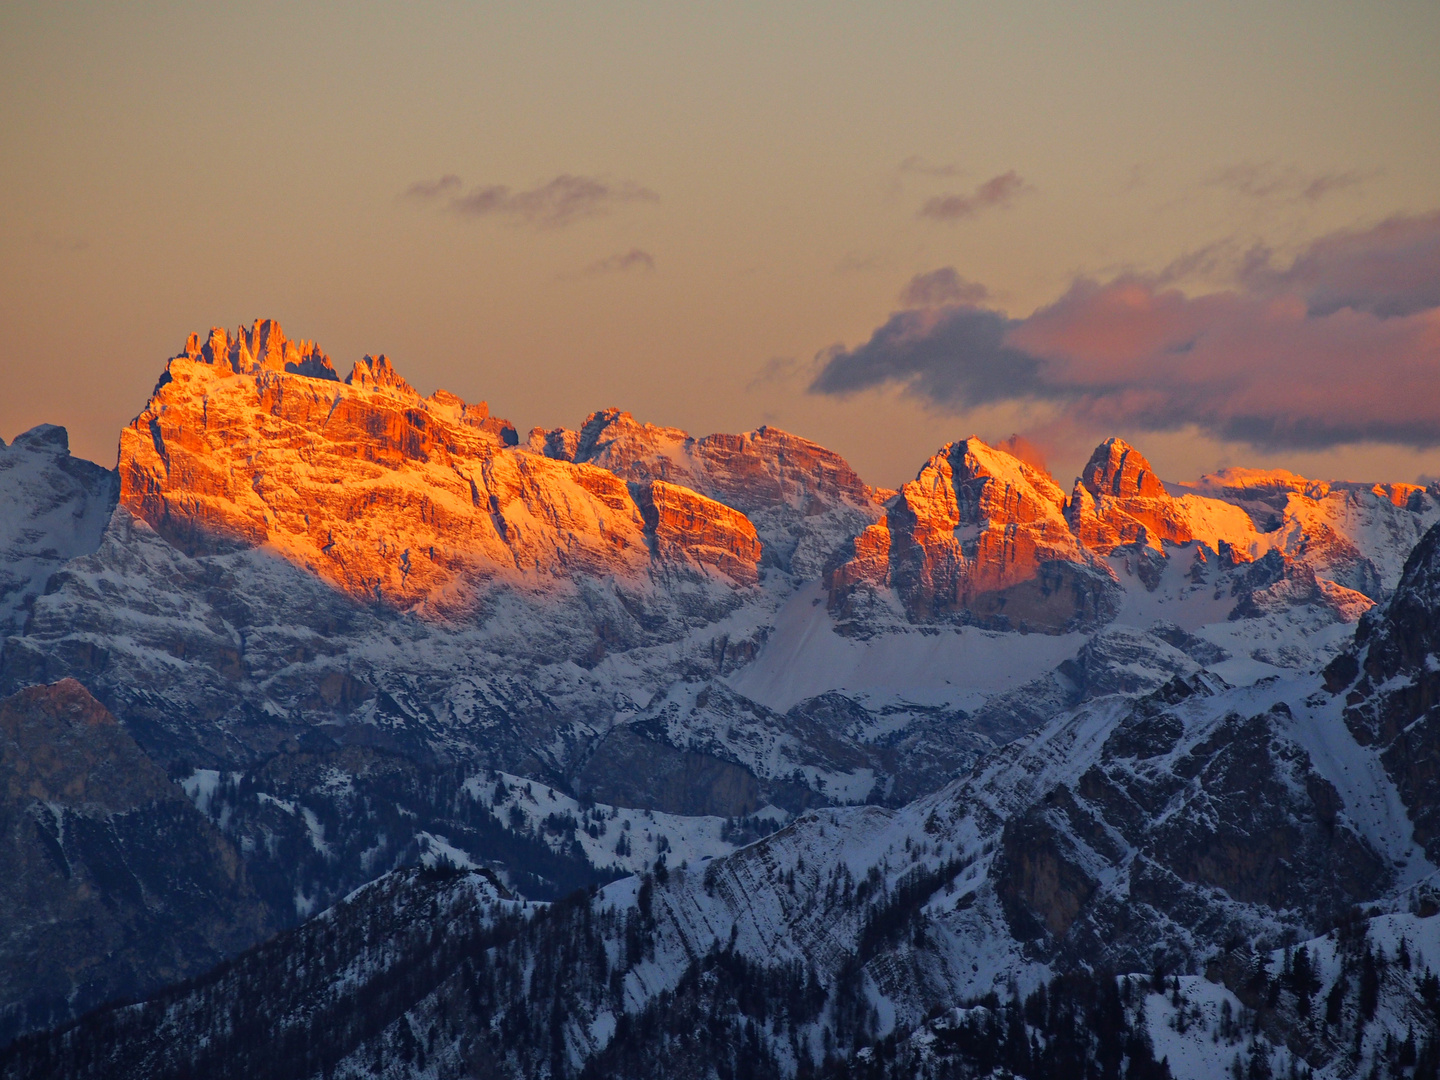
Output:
582,248,656,276
404,174,658,228
1207,162,1374,204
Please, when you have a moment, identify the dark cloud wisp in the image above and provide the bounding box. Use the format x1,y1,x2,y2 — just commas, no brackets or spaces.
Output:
899,267,990,308
1240,211,1440,318
583,248,656,276
403,174,659,228
918,171,1028,222
403,175,462,200
812,214,1440,451
810,307,1049,410
1207,162,1373,204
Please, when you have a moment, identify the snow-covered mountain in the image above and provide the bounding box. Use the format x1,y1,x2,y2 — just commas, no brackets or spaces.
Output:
18,514,1440,1078
5,321,1434,807
0,425,117,638
3,319,1440,1073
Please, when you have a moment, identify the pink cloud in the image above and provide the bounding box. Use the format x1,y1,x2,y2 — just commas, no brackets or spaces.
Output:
812,214,1440,450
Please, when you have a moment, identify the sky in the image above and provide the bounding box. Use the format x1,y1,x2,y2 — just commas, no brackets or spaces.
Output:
1,1,1438,488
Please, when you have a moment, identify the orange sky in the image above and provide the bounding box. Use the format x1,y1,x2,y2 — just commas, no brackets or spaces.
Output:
2,2,1438,488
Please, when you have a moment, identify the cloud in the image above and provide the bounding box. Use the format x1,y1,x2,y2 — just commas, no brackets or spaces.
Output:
1207,162,1373,203
1239,211,1440,317
403,174,659,228
918,171,1028,222
811,214,1440,451
403,175,463,200
899,267,990,308
995,433,1051,474
810,306,1045,407
582,248,656,275
746,356,809,392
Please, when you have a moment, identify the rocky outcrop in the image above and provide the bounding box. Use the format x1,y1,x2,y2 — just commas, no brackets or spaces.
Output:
831,433,1436,631
830,437,1119,631
0,680,273,1043
975,677,1390,972
1178,466,1438,599
1065,438,1195,554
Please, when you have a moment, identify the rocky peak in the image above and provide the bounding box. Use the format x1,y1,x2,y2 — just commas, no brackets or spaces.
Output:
1342,521,1440,692
118,327,763,619
1080,437,1165,500
345,354,414,396
943,436,1072,530
532,411,884,576
1326,521,1440,859
181,319,337,381
0,425,118,637
527,426,581,460
1067,438,1194,554
573,409,691,478
831,436,1115,631
8,423,70,454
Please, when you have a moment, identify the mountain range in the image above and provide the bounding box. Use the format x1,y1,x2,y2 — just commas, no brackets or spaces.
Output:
2,319,1439,1078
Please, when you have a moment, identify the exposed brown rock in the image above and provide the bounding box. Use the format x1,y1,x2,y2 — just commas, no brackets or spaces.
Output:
1067,438,1194,554
1081,437,1166,500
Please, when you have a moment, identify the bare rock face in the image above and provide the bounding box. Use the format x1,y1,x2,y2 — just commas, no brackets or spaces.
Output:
1065,438,1194,554
635,481,762,586
830,437,1119,631
1081,437,1164,499
119,321,761,615
986,683,1389,972
0,679,272,1042
551,409,887,577
830,432,1436,631
1178,466,1437,599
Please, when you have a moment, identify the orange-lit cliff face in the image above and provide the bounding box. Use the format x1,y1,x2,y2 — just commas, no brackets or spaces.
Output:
530,406,889,577
115,319,1434,635
118,321,762,614
1065,437,1196,554
830,437,1114,631
827,433,1427,631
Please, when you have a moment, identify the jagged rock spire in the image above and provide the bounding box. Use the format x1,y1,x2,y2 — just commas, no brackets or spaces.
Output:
1081,437,1166,500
